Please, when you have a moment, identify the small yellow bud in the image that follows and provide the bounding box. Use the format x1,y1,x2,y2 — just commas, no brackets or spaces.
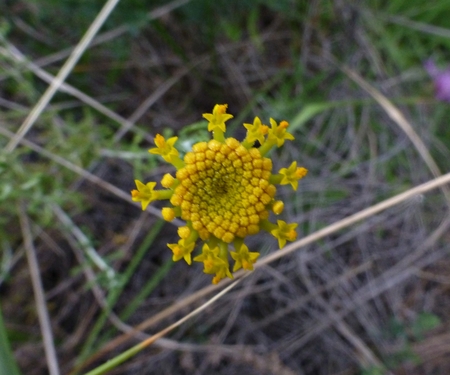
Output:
161,173,175,188
162,207,175,221
272,201,284,215
178,226,191,239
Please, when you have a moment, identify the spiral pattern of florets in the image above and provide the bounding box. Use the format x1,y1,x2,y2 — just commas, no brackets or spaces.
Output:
170,138,275,243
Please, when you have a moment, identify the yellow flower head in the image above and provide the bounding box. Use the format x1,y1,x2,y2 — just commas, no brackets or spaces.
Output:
131,105,307,283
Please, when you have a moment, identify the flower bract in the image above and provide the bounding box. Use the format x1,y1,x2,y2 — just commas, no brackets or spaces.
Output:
131,104,307,283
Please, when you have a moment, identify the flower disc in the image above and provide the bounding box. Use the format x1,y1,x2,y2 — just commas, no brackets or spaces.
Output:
170,138,276,243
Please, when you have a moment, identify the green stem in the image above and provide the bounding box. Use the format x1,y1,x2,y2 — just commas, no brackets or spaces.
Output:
173,206,182,217
233,237,244,250
170,156,185,170
213,130,225,143
83,341,144,375
241,139,253,149
258,140,275,156
0,301,22,375
218,241,228,260
119,257,173,321
269,174,282,185
260,219,276,233
156,189,174,200
77,220,164,363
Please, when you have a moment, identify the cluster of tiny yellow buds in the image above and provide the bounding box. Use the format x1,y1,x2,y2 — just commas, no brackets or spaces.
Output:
131,104,307,284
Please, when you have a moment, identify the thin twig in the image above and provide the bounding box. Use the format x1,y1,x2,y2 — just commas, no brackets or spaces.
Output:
18,202,60,375
299,260,386,371
53,204,137,337
79,172,450,367
82,277,244,375
52,205,116,281
340,65,450,206
5,0,122,152
113,66,195,141
380,12,450,39
0,41,152,143
32,0,192,69
0,125,172,221
259,171,450,267
278,215,450,356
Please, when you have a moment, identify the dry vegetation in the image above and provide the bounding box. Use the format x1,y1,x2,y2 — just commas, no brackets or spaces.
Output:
1,0,450,374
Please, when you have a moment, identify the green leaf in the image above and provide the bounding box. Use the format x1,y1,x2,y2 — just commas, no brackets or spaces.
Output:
0,302,22,375
412,312,441,339
289,103,333,132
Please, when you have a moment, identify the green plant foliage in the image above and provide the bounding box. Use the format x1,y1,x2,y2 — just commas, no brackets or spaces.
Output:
0,150,61,224
177,0,304,43
411,312,441,339
376,312,442,371
0,302,22,375
385,343,421,368
19,0,158,37
364,1,450,70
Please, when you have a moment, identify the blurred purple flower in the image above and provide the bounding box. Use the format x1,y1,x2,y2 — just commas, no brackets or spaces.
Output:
424,59,450,102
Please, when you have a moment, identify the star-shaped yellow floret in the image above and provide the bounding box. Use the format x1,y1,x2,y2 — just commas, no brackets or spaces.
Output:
243,116,269,145
267,119,295,147
211,265,234,284
271,220,298,249
230,243,260,271
148,134,180,163
194,244,233,284
168,239,196,265
279,161,308,190
202,104,234,133
193,244,221,273
131,180,159,210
